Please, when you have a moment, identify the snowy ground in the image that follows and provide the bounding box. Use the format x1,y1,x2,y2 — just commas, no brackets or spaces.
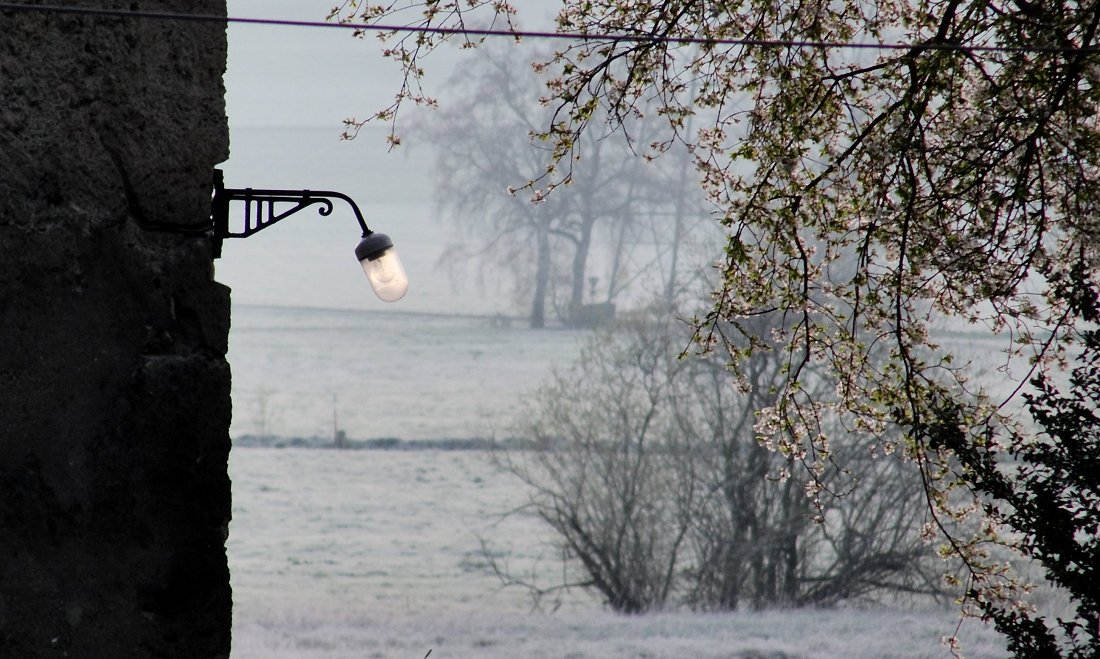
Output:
228,448,1010,659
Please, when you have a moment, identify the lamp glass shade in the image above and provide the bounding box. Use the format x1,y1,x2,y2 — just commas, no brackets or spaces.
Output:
360,247,408,302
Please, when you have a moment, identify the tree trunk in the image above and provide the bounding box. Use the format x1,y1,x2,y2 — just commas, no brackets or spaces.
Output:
568,217,594,320
531,216,551,328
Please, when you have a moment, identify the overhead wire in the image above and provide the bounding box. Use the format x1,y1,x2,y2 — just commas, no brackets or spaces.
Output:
0,1,1099,55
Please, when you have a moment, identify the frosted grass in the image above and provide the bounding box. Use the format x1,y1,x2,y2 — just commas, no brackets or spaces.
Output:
227,306,586,441
231,607,1006,659
229,448,1009,659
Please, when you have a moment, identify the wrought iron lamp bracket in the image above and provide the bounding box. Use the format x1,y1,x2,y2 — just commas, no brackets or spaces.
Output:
211,169,371,258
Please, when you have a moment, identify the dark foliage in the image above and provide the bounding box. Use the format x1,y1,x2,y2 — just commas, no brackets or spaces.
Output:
928,308,1100,656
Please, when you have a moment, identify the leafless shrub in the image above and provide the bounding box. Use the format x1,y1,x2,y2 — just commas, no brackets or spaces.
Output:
496,311,943,612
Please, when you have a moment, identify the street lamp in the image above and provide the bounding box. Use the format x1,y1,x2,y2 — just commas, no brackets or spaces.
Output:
211,169,408,302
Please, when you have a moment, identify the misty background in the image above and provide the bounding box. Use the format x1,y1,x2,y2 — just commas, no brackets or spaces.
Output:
218,3,1013,657
217,2,1014,442
218,0,718,441
219,0,570,441
219,0,562,316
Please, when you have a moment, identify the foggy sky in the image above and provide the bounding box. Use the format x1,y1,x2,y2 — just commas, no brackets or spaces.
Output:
220,0,543,315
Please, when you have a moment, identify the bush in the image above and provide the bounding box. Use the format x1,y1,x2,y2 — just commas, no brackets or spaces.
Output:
499,313,941,612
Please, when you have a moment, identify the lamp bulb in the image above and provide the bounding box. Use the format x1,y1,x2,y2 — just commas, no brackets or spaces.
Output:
362,249,408,301
355,232,408,302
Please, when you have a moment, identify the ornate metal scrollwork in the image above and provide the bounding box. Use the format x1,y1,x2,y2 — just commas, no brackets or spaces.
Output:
211,169,371,257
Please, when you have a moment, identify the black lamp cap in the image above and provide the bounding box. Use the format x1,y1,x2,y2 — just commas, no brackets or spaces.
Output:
355,232,394,262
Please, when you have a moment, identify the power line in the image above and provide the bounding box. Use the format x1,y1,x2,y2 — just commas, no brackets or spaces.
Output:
0,1,1098,55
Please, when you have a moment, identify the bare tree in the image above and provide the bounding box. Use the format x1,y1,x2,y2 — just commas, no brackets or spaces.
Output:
423,45,705,326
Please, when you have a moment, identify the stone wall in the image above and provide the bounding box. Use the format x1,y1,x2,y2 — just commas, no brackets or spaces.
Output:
0,2,232,656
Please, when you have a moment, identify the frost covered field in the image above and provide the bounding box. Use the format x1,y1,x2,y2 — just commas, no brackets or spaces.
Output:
226,305,586,441
226,306,1010,658
228,448,1010,659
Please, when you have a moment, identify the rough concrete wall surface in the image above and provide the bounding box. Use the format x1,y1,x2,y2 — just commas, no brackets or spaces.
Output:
0,2,232,657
